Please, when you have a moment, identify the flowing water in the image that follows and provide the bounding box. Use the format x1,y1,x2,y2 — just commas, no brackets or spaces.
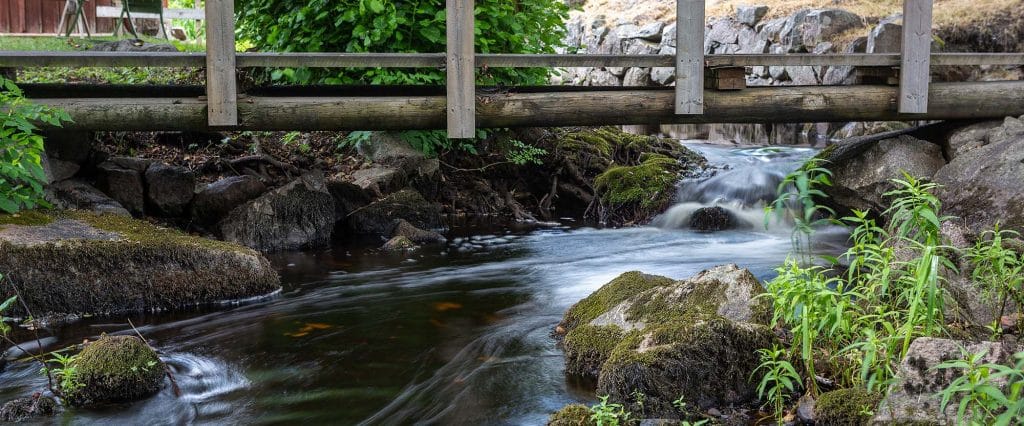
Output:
0,143,846,425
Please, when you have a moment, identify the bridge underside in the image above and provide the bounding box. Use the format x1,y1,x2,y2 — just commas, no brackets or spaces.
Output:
24,81,1024,131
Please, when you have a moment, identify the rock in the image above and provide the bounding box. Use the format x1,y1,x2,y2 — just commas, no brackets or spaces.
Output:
651,67,675,85
41,154,80,183
45,179,130,216
0,395,57,422
786,65,819,85
986,116,1024,146
622,67,652,86
867,22,902,53
0,211,280,316
799,9,863,49
190,175,267,227
689,206,741,232
144,163,196,217
220,172,335,251
356,132,440,178
63,335,164,407
326,176,372,220
559,265,775,417
942,120,1002,159
873,337,1022,424
391,219,445,244
96,161,145,216
796,393,817,423
43,129,94,164
661,23,676,48
814,388,881,426
347,188,443,236
822,135,946,215
350,166,404,196
628,22,664,42
736,5,769,27
89,39,179,52
547,404,591,426
382,235,418,252
934,125,1024,233
588,69,622,86
170,27,187,41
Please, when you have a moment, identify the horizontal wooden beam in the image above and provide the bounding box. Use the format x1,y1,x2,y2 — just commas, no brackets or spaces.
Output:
95,6,206,20
30,81,1024,131
4,52,1024,69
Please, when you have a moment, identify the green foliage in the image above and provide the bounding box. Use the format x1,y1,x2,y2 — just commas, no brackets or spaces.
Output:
505,139,547,165
766,158,835,258
236,0,568,86
398,130,478,157
41,352,84,396
594,153,681,208
589,395,630,426
934,349,1024,425
966,226,1024,335
753,346,802,423
1,76,71,213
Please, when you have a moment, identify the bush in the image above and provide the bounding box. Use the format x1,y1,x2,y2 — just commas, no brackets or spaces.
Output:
0,77,70,213
236,0,568,86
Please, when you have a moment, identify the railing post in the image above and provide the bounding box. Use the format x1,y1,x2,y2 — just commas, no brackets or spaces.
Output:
899,0,933,114
446,0,475,139
205,0,238,126
676,0,705,115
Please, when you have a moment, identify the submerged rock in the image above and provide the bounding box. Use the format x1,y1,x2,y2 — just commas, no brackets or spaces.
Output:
558,265,774,418
688,206,740,232
390,219,445,244
0,394,57,422
64,335,164,407
347,188,443,236
0,210,280,317
382,235,418,252
220,172,335,251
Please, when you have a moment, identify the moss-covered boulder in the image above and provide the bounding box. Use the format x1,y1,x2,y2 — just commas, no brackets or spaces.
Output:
0,210,280,317
0,394,57,422
64,335,165,407
558,265,775,418
547,403,593,426
814,388,882,426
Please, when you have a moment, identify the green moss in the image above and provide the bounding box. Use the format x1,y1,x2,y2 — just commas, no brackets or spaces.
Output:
64,335,165,407
0,211,55,227
814,388,883,426
547,403,593,426
625,279,727,326
594,153,682,209
562,271,675,330
563,324,627,378
67,210,254,254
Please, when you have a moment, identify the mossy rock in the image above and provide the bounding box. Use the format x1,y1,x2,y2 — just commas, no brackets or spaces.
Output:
64,335,165,407
0,395,58,422
814,388,882,426
0,210,280,317
559,265,776,418
547,403,593,426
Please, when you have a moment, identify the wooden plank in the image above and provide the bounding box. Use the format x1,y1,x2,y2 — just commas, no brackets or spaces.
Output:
900,0,933,113
238,52,445,68
676,0,705,114
42,0,61,34
446,0,475,139
95,0,113,33
23,0,41,33
0,51,207,67
95,5,205,19
29,81,1024,131
0,0,10,33
205,0,237,126
704,67,745,90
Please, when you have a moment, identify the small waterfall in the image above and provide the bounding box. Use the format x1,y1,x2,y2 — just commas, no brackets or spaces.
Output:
653,144,817,232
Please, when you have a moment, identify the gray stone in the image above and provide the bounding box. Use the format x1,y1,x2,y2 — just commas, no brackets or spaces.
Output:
220,172,336,251
934,125,1024,233
606,66,627,77
622,67,652,87
96,161,145,215
623,38,659,55
660,22,676,48
144,163,196,217
824,135,946,215
41,154,80,183
588,69,622,86
758,17,788,42
707,18,740,46
382,235,418,252
89,39,180,52
347,188,443,236
787,66,819,85
190,175,267,226
867,22,902,53
986,116,1024,146
736,5,769,27
350,166,404,196
873,338,1022,425
43,129,93,164
45,179,130,216
391,219,446,244
799,9,863,49
943,120,1002,159
628,21,664,41
651,67,675,85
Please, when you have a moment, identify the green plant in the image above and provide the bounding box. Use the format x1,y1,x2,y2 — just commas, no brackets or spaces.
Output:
766,158,835,258
967,226,1024,324
753,346,802,423
590,395,631,426
236,0,567,86
934,348,1024,425
41,352,84,396
505,139,547,165
1,76,71,213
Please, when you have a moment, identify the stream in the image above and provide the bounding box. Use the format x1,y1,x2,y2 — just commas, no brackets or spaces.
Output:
0,143,846,425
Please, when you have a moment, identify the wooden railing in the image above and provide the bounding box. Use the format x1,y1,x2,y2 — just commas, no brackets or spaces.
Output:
3,0,1023,134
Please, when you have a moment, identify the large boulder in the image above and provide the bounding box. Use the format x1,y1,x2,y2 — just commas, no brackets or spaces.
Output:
821,135,946,216
873,337,1023,425
95,159,149,216
190,175,267,227
558,265,775,418
145,163,196,217
867,21,902,53
347,188,443,236
0,211,280,316
63,335,164,407
941,120,1003,160
220,172,335,251
736,5,769,27
45,179,130,216
934,120,1024,233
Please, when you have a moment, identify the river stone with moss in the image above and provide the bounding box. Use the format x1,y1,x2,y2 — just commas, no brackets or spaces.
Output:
0,210,280,317
557,265,775,418
63,335,164,407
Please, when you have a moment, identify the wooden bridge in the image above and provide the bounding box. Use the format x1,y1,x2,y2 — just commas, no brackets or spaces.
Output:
3,0,1024,138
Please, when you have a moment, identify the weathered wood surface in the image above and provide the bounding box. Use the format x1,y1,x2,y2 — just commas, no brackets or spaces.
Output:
676,0,705,114
900,0,934,113
4,52,1024,68
32,81,1024,131
704,67,745,90
205,0,237,126
446,0,475,138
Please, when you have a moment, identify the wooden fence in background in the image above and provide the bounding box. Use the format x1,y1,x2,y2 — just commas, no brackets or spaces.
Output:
1,0,117,34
